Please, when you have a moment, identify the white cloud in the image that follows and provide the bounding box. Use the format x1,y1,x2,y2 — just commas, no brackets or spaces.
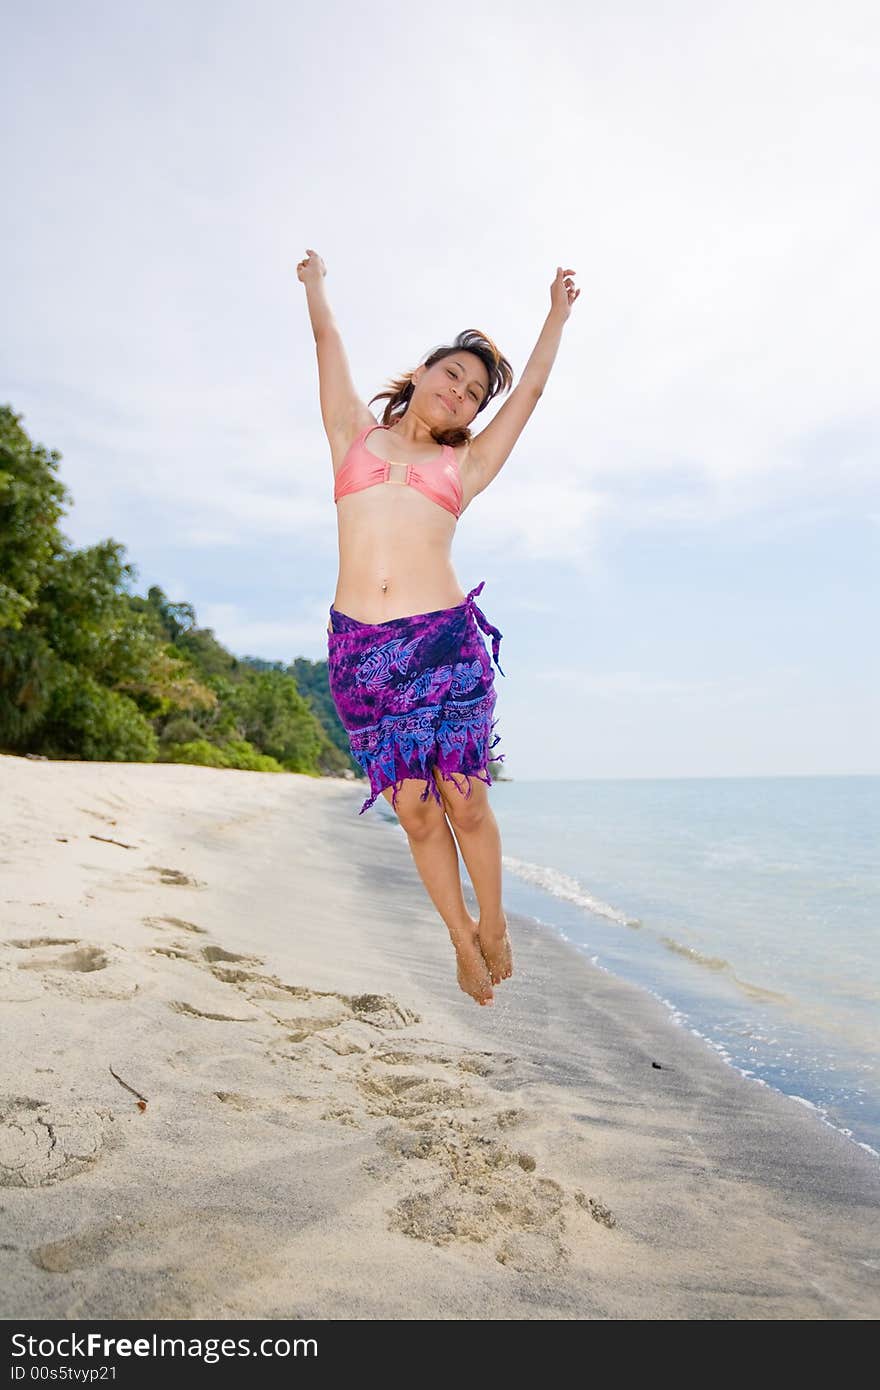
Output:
460,474,610,562
198,600,330,662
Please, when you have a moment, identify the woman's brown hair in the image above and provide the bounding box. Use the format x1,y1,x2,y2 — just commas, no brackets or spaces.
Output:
368,329,514,448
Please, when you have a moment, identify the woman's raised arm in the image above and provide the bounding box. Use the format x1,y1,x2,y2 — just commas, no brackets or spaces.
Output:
468,266,580,496
296,248,368,451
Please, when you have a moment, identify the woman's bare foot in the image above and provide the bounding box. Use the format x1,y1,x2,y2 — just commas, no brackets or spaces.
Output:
450,917,495,1006
478,912,513,984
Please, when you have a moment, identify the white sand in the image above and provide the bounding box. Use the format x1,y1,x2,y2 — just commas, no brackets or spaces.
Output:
1,753,878,1319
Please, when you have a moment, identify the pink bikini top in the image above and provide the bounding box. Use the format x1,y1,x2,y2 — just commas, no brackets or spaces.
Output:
333,424,463,520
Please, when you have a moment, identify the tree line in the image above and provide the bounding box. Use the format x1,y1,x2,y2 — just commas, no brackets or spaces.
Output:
0,404,354,778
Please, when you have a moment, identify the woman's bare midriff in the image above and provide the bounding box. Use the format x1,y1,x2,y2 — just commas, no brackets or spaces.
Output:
330,440,480,627
332,498,465,625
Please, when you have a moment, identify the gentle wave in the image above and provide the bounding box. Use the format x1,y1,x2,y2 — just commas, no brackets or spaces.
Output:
501,854,641,927
503,853,794,1004
658,936,792,1003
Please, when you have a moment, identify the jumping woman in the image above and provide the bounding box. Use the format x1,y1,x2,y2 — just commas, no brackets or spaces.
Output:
297,248,580,1008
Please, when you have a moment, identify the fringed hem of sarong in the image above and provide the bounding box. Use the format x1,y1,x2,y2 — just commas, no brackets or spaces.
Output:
352,712,505,816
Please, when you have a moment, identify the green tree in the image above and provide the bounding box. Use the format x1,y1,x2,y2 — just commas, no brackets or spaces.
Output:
226,668,325,772
0,408,352,778
40,661,159,761
289,655,359,775
0,404,71,630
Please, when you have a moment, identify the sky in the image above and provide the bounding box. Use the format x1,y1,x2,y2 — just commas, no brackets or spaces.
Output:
3,0,878,779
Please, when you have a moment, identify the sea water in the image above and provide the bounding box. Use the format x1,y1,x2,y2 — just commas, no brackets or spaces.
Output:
381,774,879,1158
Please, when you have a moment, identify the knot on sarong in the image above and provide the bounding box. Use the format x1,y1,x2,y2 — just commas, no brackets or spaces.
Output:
465,580,505,677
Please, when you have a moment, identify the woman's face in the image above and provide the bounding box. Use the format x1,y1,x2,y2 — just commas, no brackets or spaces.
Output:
414,351,490,429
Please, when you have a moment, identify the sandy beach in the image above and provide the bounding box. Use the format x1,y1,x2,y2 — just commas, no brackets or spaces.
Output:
1,751,878,1320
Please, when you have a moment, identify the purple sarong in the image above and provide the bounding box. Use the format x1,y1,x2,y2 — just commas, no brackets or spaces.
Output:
327,579,506,815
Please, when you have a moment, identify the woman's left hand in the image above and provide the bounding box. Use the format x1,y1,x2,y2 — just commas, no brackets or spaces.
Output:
550,266,580,321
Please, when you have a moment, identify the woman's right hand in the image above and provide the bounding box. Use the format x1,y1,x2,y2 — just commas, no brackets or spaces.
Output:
296,248,326,286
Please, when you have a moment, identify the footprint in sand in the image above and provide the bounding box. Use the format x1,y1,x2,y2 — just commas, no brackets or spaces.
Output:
148,942,264,966
348,1040,618,1271
28,1209,284,1318
167,1000,260,1023
382,1111,616,1268
137,926,617,1274
0,1096,121,1188
358,1069,479,1121
146,865,205,888
150,945,197,962
202,945,262,965
209,1095,326,1128
213,1090,347,1130
215,1090,313,1109
29,1217,145,1272
15,942,108,973
0,939,139,1001
5,936,78,948
143,915,208,935
145,927,421,1047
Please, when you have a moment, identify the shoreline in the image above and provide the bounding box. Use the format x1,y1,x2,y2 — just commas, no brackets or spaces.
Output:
375,796,880,1164
2,755,879,1319
517,914,880,1164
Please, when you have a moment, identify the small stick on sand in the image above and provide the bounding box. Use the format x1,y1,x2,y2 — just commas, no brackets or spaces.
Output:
109,1065,149,1110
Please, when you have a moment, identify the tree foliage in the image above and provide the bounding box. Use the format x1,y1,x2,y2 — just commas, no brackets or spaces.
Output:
0,405,71,630
0,405,359,780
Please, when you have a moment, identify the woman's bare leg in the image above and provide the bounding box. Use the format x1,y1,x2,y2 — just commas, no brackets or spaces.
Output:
433,769,513,985
380,780,495,1006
